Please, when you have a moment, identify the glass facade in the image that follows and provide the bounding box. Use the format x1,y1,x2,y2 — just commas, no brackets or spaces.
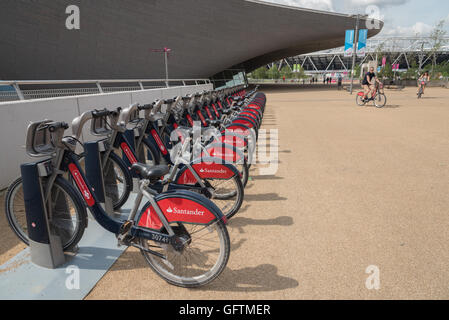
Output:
210,69,247,89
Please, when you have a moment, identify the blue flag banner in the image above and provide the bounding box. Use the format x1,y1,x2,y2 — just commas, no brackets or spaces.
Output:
357,29,368,57
345,30,354,57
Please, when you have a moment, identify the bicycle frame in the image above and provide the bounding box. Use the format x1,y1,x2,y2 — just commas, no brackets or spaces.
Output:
70,110,229,234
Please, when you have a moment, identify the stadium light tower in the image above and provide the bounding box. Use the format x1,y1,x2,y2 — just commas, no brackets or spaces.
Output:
349,14,368,95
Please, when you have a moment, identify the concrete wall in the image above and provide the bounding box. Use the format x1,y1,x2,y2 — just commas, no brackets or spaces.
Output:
0,84,212,189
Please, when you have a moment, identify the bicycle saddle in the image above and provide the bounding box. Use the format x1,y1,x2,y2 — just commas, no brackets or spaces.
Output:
130,164,170,181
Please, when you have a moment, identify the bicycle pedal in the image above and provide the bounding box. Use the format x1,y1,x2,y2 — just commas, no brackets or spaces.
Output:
117,234,135,247
119,220,134,235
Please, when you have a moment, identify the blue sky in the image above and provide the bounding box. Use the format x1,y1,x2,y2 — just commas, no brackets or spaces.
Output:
262,0,449,37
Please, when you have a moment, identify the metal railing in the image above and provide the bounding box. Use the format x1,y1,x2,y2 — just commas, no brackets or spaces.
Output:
0,78,211,102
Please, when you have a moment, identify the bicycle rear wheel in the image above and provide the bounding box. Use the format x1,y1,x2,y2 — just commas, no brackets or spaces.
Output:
139,219,230,288
4,176,87,251
356,95,367,106
136,139,161,167
103,152,133,210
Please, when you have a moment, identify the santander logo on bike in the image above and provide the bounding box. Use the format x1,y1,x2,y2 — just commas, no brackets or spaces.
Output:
166,206,205,216
151,130,168,155
69,164,95,207
199,168,227,175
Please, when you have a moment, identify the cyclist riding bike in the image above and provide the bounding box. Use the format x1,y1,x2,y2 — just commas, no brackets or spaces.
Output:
362,67,382,102
417,71,430,96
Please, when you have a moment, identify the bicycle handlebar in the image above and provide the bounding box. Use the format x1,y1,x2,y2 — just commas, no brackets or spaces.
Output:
92,108,111,118
48,122,69,132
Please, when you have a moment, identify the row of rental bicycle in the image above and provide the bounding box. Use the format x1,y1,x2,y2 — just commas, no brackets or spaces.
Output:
5,84,267,287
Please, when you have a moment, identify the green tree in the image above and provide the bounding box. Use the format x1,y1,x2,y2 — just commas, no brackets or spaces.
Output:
267,65,280,80
429,20,448,78
354,65,361,78
379,62,393,79
293,65,307,79
251,66,268,79
280,65,293,79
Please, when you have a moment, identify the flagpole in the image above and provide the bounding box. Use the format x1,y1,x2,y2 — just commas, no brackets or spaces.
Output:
350,14,360,95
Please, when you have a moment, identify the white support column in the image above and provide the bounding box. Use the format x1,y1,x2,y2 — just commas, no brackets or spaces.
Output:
404,53,410,69
337,55,348,70
325,55,337,71
96,82,104,94
12,83,25,101
284,59,293,71
308,56,319,72
278,59,283,71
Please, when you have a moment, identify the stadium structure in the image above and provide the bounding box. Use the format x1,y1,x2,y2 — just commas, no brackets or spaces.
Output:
277,36,449,76
0,0,383,89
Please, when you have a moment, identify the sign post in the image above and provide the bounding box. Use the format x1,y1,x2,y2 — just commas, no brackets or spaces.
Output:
349,14,368,95
349,16,360,94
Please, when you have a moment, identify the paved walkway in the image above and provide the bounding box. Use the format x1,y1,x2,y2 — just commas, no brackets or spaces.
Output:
2,86,449,299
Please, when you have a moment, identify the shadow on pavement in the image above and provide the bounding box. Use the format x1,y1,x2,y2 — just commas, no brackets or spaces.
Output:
244,193,287,201
0,195,24,259
250,175,284,181
229,216,293,229
201,264,299,292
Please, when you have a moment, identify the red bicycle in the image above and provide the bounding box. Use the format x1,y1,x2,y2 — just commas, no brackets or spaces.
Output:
417,80,426,99
356,83,387,108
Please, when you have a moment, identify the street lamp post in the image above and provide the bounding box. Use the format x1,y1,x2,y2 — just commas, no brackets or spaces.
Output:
164,49,169,85
151,47,172,87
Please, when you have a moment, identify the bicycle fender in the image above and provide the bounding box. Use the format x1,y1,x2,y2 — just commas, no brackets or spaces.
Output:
137,190,226,230
232,117,257,129
174,157,240,185
224,123,252,135
215,132,248,148
140,137,161,165
201,142,245,163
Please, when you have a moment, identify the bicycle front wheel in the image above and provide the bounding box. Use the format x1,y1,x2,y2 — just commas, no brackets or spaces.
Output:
139,220,230,288
4,176,87,251
205,174,244,219
235,162,249,188
375,94,387,108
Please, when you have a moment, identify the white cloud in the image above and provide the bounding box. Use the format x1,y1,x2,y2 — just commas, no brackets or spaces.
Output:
347,0,409,7
261,0,410,13
383,21,433,37
261,0,334,11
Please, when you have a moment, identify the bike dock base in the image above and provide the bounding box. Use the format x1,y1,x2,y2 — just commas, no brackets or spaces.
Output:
0,195,139,300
